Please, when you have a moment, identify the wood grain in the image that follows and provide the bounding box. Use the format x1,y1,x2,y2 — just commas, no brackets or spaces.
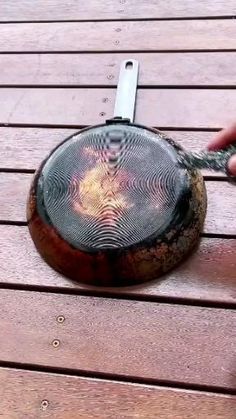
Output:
0,127,218,171
2,0,236,410
206,182,236,234
0,127,75,170
0,172,235,234
0,20,236,52
1,88,236,128
1,0,236,21
1,368,235,419
1,225,236,305
0,289,236,389
1,53,236,86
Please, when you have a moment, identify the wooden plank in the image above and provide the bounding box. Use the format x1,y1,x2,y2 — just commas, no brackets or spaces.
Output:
1,0,236,21
0,20,236,52
1,368,235,419
0,127,218,170
1,53,236,86
206,183,236,234
0,289,235,389
1,225,236,305
0,173,235,234
1,88,236,128
0,127,74,170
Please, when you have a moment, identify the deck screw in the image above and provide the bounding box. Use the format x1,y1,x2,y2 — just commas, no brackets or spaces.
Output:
41,400,49,410
100,112,106,117
102,97,108,103
115,28,122,32
107,74,114,80
57,315,65,323
120,0,126,3
52,339,60,348
114,40,120,45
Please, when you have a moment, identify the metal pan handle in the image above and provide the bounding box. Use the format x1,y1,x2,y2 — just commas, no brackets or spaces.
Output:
178,144,236,181
113,59,139,123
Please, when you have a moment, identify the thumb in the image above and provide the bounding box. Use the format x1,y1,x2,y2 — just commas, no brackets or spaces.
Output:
228,155,236,176
208,123,236,151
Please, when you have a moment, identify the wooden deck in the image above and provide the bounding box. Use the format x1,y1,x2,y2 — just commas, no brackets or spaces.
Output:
1,2,236,418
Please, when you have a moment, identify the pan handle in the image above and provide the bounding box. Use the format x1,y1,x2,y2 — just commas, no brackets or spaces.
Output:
113,59,139,123
178,144,236,181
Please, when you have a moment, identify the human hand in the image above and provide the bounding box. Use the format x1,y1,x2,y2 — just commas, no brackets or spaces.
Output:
207,124,236,176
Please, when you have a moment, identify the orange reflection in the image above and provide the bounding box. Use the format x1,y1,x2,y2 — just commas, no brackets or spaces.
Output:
72,163,132,222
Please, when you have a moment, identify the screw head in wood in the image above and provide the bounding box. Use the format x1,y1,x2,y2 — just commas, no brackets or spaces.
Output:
41,400,49,410
52,339,60,348
57,315,65,323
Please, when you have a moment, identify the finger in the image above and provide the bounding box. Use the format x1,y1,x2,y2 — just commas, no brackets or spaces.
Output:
228,154,236,176
207,123,236,151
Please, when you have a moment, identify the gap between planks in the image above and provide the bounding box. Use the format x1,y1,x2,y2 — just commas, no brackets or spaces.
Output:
2,86,236,89
2,50,236,55
1,16,236,24
0,361,235,397
0,280,236,311
0,123,222,131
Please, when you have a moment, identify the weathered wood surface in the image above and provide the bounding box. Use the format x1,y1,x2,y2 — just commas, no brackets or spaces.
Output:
0,172,235,234
2,0,236,412
1,88,236,128
1,290,236,389
1,368,235,419
1,53,236,86
0,127,221,172
1,0,236,21
0,21,236,52
1,225,236,305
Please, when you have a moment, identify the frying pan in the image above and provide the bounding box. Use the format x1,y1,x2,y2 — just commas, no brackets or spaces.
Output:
27,60,236,287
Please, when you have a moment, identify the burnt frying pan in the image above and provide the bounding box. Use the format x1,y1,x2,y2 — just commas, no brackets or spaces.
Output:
27,60,236,287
